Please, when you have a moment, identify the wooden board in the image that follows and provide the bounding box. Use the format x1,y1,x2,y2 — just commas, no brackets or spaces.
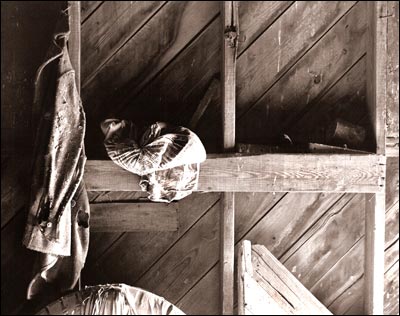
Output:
82,193,221,286
81,1,102,23
249,243,331,314
81,1,165,84
281,194,364,290
84,154,385,193
238,2,367,144
286,56,368,149
236,1,356,118
177,192,344,314
386,1,399,139
137,192,286,309
90,202,179,232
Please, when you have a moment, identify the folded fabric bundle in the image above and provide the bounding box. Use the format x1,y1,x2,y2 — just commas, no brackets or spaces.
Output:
36,283,185,315
101,120,206,202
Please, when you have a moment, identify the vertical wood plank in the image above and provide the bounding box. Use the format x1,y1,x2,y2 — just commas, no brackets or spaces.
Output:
365,2,387,315
221,1,238,314
365,192,386,315
68,1,81,93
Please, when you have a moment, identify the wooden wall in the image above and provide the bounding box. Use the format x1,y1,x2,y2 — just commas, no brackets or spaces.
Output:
1,1,399,315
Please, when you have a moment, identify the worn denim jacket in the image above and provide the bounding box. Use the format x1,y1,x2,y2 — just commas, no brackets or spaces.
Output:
22,8,90,299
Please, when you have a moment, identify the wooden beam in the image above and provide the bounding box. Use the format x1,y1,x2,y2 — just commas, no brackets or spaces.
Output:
221,1,239,314
365,2,388,315
68,1,81,93
90,203,179,232
85,154,385,193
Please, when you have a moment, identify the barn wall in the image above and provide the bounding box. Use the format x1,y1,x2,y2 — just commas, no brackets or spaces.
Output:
1,1,399,315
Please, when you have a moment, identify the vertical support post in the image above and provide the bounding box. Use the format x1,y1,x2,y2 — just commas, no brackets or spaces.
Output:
68,1,81,94
221,1,239,314
365,1,387,314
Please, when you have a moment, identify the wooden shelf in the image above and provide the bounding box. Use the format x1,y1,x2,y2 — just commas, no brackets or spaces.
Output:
85,153,385,193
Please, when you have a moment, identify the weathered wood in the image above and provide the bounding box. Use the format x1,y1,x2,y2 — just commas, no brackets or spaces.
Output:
81,1,102,23
238,240,252,315
177,192,343,314
365,3,388,309
90,202,179,232
287,56,369,150
236,143,371,154
237,1,293,56
177,263,221,315
386,137,399,157
384,260,399,315
365,192,386,315
83,193,221,286
250,243,332,314
238,2,366,145
68,1,81,93
82,1,220,157
85,154,385,193
281,194,364,289
81,1,165,84
189,78,219,130
367,1,387,155
386,1,399,140
221,2,238,314
236,1,356,119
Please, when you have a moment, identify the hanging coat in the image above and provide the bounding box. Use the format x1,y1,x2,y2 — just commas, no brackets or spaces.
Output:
22,6,90,299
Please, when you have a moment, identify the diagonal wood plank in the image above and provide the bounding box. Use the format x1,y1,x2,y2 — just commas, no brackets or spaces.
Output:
236,1,356,118
82,193,221,286
238,2,367,145
81,1,165,84
177,192,345,314
81,1,102,23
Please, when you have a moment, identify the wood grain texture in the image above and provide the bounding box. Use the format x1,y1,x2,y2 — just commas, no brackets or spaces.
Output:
365,191,386,315
82,1,220,158
281,194,364,290
177,192,286,315
85,154,385,193
81,1,165,84
384,260,399,315
386,1,399,139
80,1,102,23
287,56,369,149
237,1,293,56
236,1,356,119
178,192,344,314
367,1,387,155
135,199,221,304
82,193,221,286
90,202,179,232
251,244,332,314
238,2,367,145
144,192,285,311
221,2,238,313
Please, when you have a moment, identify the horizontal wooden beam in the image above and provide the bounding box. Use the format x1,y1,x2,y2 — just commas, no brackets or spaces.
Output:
85,153,385,193
90,202,179,232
